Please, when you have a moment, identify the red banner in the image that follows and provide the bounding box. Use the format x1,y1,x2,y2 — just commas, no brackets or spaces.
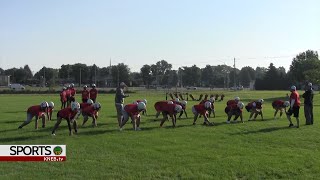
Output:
0,156,66,162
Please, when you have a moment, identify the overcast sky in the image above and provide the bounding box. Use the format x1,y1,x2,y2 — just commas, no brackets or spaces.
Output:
0,0,319,73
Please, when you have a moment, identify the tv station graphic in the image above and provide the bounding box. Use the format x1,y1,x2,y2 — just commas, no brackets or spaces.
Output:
0,145,66,162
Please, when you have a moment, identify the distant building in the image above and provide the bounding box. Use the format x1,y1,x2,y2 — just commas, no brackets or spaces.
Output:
0,75,10,86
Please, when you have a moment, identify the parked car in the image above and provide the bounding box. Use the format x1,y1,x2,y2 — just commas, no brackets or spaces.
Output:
186,86,197,90
9,84,25,91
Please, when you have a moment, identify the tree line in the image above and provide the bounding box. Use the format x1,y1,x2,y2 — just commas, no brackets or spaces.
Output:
0,50,318,90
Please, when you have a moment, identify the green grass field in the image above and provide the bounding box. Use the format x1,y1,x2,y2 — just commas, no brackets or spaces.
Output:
0,90,319,179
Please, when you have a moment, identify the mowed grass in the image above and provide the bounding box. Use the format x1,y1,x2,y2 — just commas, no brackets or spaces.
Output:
0,90,320,179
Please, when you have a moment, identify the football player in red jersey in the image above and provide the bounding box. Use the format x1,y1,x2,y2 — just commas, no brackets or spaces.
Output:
272,100,290,119
225,102,244,123
120,102,146,131
81,102,101,127
69,83,76,97
286,85,301,128
226,97,240,106
60,87,67,109
133,99,147,115
89,84,98,103
199,97,215,117
159,102,183,128
18,102,48,129
192,101,214,126
154,101,171,118
81,85,90,103
246,99,264,121
51,102,80,136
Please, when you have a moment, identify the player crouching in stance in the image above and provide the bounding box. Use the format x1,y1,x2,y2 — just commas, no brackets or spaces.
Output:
225,102,245,123
133,99,148,115
18,101,49,129
120,102,146,131
81,102,101,127
192,101,214,126
52,102,80,136
154,101,171,118
199,97,215,117
159,101,183,128
246,99,264,121
172,98,188,118
47,101,54,121
272,100,290,119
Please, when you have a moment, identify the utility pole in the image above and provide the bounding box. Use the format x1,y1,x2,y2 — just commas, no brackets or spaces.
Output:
233,58,236,88
43,67,46,87
94,65,97,85
79,68,82,87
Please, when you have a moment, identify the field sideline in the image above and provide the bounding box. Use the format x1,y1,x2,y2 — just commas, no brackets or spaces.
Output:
0,90,319,179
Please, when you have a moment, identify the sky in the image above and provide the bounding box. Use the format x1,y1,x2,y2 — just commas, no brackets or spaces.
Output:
0,0,319,73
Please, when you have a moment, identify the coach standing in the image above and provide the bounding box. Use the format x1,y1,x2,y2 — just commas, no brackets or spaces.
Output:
302,82,314,125
115,82,129,127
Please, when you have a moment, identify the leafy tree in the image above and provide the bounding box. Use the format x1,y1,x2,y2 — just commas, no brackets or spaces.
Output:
239,66,255,86
289,50,319,82
111,63,130,86
140,64,153,87
181,65,201,86
150,60,172,86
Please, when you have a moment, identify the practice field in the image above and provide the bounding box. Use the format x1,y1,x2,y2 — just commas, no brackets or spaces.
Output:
0,90,319,179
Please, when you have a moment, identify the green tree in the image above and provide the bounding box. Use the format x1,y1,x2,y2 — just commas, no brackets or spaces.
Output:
140,64,153,87
111,63,130,86
289,50,319,82
239,66,255,86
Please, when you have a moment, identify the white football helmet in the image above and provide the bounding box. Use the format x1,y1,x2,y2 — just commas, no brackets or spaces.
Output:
290,85,296,91
204,101,212,109
181,100,187,106
83,85,88,88
143,99,147,104
87,99,94,104
175,98,180,102
137,102,146,110
48,101,54,108
40,101,48,108
174,105,183,113
237,102,244,109
235,97,240,101
92,84,96,87
94,102,101,109
258,99,264,104
209,97,215,103
284,101,290,107
70,83,74,87
167,101,174,104
71,102,80,111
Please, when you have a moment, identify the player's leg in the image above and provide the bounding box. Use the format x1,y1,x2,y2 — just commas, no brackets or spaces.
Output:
120,111,129,129
136,115,141,130
294,107,300,128
155,111,161,118
160,112,168,127
66,119,72,135
171,114,176,127
82,115,89,126
286,109,293,127
73,120,78,133
178,111,183,118
192,107,198,125
35,116,39,129
249,111,254,121
52,117,62,135
41,114,46,128
92,116,97,127
274,109,278,119
19,113,34,129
